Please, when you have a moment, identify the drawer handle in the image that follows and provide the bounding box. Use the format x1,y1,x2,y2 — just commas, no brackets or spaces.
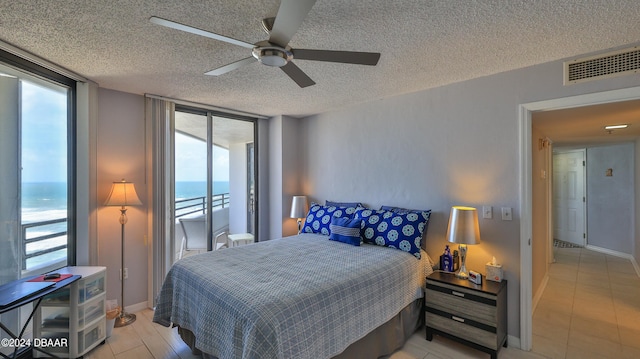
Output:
452,316,465,323
452,291,465,297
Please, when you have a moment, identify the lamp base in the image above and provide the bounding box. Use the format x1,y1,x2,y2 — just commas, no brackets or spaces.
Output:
456,244,469,279
114,312,136,328
455,267,469,279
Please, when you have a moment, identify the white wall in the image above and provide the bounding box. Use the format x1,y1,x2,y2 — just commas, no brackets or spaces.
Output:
296,52,640,341
267,115,302,239
586,143,635,253
96,88,148,309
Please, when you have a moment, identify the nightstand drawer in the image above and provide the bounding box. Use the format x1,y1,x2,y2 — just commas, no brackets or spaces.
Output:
426,312,498,350
425,287,497,326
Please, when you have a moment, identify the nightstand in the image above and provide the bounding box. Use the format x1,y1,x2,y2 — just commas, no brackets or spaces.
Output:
425,271,507,359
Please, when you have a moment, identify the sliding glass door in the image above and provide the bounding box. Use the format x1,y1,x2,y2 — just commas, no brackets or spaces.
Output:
172,107,256,263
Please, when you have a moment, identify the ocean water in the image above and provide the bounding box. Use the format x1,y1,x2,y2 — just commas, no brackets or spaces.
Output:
22,180,230,228
21,182,68,269
175,181,230,200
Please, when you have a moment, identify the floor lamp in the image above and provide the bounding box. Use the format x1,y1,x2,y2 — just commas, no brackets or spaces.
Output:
105,179,142,327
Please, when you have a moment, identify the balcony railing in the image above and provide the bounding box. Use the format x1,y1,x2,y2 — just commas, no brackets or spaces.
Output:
22,218,67,270
175,193,230,218
21,193,230,269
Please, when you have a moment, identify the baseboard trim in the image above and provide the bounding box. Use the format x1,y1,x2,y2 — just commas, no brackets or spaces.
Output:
508,335,521,349
585,244,640,277
125,301,150,314
532,274,549,314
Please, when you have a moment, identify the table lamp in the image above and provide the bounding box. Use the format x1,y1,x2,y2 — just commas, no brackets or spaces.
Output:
446,206,481,279
290,196,308,234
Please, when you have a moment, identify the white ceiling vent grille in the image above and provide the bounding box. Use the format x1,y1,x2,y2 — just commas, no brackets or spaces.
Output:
564,47,640,85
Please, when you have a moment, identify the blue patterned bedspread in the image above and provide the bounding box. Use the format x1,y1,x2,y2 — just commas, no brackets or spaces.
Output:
153,233,434,359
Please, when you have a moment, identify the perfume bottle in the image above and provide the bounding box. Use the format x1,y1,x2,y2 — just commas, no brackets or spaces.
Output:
453,250,460,271
440,245,453,272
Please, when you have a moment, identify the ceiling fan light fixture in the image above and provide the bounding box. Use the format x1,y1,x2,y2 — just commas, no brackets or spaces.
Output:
604,124,628,130
252,46,292,67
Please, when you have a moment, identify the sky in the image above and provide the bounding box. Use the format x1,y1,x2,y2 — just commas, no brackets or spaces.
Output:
20,79,229,183
21,80,68,183
175,132,229,182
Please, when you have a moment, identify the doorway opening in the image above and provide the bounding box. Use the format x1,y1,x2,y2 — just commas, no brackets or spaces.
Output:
519,86,640,351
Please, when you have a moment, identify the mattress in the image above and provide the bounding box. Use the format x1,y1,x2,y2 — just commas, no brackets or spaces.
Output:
153,233,434,359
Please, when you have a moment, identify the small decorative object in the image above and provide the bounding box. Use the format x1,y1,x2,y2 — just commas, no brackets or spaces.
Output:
453,250,460,272
468,270,482,285
485,256,503,282
440,245,453,272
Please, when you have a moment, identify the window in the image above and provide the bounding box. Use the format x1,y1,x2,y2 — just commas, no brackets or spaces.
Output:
0,51,76,280
172,106,256,262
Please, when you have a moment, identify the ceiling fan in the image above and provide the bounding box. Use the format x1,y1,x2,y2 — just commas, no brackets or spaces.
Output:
150,0,380,88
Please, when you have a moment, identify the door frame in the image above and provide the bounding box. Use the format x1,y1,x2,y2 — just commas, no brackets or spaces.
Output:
518,86,640,350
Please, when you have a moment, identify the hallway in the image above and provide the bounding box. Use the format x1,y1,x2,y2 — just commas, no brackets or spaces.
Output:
532,246,640,358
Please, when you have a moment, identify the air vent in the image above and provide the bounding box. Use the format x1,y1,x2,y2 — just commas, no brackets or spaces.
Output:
564,46,640,85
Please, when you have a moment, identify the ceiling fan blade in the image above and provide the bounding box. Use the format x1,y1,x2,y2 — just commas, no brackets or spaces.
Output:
150,16,255,49
280,62,315,88
292,49,381,66
269,0,317,47
205,57,257,76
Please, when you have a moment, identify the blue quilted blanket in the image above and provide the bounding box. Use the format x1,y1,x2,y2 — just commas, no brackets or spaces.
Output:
153,233,433,359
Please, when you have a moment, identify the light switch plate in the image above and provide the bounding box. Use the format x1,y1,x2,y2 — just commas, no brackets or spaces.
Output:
482,206,493,219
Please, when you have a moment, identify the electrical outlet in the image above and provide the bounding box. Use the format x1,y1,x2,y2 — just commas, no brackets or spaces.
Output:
501,207,512,221
120,268,129,280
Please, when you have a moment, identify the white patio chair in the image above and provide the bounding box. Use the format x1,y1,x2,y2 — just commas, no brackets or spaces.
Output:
178,217,207,259
214,232,229,251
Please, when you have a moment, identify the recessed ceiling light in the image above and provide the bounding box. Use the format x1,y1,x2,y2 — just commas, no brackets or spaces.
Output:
604,124,628,130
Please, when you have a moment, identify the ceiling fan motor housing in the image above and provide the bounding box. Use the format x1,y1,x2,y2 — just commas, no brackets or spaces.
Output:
252,41,293,67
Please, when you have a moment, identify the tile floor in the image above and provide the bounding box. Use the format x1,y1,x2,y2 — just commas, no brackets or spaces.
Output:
86,246,640,359
531,247,640,359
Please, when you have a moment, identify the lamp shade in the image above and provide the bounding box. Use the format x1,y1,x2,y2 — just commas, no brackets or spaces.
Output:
446,206,481,245
290,195,308,219
105,180,142,206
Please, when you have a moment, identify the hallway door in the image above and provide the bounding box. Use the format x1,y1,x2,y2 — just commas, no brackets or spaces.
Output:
553,149,586,246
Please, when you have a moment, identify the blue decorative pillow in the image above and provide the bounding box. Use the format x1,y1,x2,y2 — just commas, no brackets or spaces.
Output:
326,200,364,208
302,202,359,235
355,208,430,259
380,206,431,221
329,216,362,246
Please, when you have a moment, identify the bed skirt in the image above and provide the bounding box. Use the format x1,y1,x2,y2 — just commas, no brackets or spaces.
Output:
177,298,423,359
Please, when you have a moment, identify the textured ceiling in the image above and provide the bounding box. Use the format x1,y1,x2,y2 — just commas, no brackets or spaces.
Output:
1,0,639,118
533,99,640,147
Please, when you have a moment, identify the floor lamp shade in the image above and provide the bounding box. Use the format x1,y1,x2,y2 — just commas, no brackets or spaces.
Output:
290,196,308,234
105,180,142,208
446,206,481,279
104,179,142,327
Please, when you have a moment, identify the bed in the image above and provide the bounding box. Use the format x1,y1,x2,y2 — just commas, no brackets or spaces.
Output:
153,231,434,358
